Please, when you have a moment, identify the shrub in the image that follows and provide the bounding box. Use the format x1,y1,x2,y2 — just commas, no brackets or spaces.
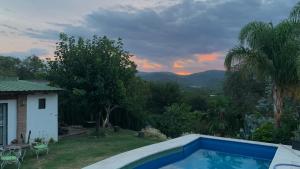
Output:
158,103,204,137
140,127,167,140
252,122,274,142
34,137,43,143
48,138,56,144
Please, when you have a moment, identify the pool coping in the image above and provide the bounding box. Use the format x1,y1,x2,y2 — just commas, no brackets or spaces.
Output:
82,134,300,169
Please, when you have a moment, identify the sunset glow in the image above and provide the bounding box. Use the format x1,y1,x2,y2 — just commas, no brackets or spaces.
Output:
175,71,192,76
196,52,221,62
173,61,184,69
131,55,163,72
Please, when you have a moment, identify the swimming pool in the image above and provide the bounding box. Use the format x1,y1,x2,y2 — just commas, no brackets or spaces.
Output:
160,149,271,169
134,137,277,169
83,134,300,169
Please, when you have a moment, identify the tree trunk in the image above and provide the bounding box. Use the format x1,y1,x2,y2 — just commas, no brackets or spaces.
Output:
102,105,118,128
102,111,110,128
96,111,102,132
272,85,283,128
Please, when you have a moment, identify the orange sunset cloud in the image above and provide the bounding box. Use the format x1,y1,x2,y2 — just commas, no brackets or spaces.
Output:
196,52,221,62
172,59,194,69
173,62,184,69
131,55,163,71
175,71,192,76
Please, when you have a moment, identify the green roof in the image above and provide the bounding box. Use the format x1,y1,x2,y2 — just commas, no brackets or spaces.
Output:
0,79,62,92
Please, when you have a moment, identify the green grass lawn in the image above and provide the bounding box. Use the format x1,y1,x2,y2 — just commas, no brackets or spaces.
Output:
6,129,161,169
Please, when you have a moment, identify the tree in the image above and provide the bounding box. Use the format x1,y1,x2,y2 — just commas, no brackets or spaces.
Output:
159,103,204,137
48,33,136,131
182,90,209,111
223,71,265,114
114,77,150,130
147,82,182,114
0,56,20,76
17,55,47,80
224,4,300,128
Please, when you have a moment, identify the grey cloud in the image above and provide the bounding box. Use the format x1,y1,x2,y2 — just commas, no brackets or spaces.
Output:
24,28,59,41
0,48,49,59
0,24,19,31
23,0,298,64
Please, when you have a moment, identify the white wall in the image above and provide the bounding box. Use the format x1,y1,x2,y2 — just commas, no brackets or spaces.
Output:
26,93,58,141
0,99,17,144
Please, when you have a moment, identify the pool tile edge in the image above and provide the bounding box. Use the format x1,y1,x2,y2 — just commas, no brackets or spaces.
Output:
82,134,300,169
82,134,200,169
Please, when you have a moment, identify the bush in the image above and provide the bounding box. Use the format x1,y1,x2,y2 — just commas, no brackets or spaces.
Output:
48,138,56,144
140,127,167,140
253,121,295,144
252,122,274,142
34,137,43,143
158,103,204,137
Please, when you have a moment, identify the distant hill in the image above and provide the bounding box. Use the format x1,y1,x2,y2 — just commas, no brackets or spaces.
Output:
137,70,225,89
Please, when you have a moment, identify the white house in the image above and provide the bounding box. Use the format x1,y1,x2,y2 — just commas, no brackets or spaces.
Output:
0,77,61,145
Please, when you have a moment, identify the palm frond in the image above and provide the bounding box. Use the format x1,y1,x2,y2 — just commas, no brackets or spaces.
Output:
290,1,300,22
239,21,273,49
224,46,248,71
225,46,272,78
275,20,300,42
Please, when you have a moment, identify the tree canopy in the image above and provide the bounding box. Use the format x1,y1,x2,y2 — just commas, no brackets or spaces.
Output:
224,3,300,127
48,33,137,129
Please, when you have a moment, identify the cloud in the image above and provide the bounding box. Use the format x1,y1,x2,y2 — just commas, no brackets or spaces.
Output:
50,0,296,61
172,59,194,69
131,55,165,72
171,51,225,73
6,0,298,73
196,52,222,63
0,48,49,59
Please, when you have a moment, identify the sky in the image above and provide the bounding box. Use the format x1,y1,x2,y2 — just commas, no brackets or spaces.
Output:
0,0,298,75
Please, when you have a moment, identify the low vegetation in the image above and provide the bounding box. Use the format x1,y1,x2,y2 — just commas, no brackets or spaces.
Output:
6,130,161,169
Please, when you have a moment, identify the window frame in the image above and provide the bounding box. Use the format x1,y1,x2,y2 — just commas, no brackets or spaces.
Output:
38,98,46,109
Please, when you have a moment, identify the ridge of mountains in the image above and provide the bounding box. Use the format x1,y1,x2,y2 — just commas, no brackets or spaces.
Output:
137,70,225,89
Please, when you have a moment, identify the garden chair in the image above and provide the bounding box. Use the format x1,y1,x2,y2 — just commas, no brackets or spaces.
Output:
31,138,49,159
0,148,21,169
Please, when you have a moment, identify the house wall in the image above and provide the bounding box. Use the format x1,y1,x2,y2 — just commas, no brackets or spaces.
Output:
26,93,58,141
0,99,17,144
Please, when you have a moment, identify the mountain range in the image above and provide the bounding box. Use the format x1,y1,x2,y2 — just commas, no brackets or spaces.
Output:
137,70,225,89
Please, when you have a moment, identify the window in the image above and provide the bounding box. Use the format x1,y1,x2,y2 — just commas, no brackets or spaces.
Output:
38,98,46,109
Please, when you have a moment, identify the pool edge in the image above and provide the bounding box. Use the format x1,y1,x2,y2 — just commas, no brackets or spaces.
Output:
82,134,300,169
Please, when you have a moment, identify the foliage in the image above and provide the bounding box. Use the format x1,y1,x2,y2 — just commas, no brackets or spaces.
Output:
205,96,232,136
0,55,47,80
252,109,298,144
293,125,300,141
244,112,272,138
33,137,43,143
112,77,150,130
252,122,274,143
224,5,300,127
158,103,205,137
48,33,137,130
182,90,209,111
17,55,47,80
223,71,265,114
0,56,20,76
146,82,182,114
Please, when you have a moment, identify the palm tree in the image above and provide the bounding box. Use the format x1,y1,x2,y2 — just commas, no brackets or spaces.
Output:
224,3,300,128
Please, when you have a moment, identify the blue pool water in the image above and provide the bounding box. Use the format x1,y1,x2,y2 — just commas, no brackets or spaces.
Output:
160,149,271,169
134,138,277,169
